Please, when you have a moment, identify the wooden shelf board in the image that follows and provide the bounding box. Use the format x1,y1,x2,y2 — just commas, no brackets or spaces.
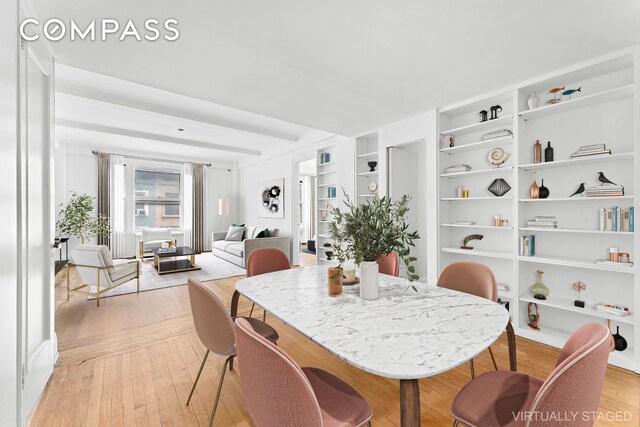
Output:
440,166,513,178
441,247,512,259
518,255,635,274
440,115,513,136
519,227,633,236
440,136,513,154
441,224,513,230
518,293,634,325
519,152,634,171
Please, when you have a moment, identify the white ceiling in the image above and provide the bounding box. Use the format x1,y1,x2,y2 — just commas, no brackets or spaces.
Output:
36,0,640,137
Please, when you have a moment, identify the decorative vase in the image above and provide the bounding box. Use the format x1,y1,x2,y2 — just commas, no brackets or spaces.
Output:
612,326,628,351
527,302,540,330
360,261,379,300
539,179,550,199
534,140,542,163
327,268,343,297
488,178,511,197
527,93,539,110
530,270,550,300
545,141,554,162
530,172,540,199
368,161,378,172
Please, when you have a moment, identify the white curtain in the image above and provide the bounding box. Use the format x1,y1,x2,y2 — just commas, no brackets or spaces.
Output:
110,155,126,258
302,176,316,241
183,163,193,248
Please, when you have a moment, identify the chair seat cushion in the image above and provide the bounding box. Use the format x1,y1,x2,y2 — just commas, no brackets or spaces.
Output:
213,240,244,257
143,239,171,249
240,317,279,343
302,367,372,427
110,261,138,283
451,371,543,427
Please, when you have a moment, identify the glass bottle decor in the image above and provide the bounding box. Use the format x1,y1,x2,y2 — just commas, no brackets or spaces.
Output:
534,140,542,163
538,179,550,199
545,141,554,162
530,270,550,300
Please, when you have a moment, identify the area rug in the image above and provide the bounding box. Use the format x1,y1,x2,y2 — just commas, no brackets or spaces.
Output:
88,253,245,299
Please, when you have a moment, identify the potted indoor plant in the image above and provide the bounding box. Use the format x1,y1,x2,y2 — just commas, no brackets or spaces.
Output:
56,192,111,244
328,191,419,299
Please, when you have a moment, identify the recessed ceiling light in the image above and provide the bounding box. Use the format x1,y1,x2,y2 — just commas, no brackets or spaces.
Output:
178,128,184,132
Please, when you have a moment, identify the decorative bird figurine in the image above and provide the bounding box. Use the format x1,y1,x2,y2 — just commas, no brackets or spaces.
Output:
570,183,585,197
597,172,617,186
562,87,581,96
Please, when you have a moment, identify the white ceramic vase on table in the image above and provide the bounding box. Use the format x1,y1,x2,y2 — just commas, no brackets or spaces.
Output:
360,261,379,300
527,93,539,110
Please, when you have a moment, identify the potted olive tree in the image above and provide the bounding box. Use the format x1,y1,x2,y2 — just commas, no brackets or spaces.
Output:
56,192,110,244
328,191,419,299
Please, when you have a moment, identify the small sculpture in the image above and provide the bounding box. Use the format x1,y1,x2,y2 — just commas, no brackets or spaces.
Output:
597,172,617,186
488,179,511,197
562,87,581,98
530,172,540,199
572,281,586,308
548,86,565,104
534,140,542,163
461,234,483,250
489,105,502,120
538,179,550,199
488,148,510,166
527,93,539,110
479,110,488,122
544,141,554,162
570,183,585,197
527,302,540,330
530,270,549,300
368,161,377,172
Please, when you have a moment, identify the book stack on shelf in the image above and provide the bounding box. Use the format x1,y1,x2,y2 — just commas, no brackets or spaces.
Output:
587,185,625,197
526,216,558,228
599,207,635,231
445,164,471,174
571,144,612,158
519,235,535,256
594,303,632,317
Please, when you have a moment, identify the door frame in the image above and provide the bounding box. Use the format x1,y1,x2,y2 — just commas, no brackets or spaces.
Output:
290,153,317,266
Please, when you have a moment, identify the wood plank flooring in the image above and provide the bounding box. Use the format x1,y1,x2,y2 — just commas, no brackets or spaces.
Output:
30,266,639,426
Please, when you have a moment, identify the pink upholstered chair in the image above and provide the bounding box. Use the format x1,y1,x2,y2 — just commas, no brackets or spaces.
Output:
186,278,279,427
451,322,612,427
377,251,400,277
246,248,291,320
233,317,373,427
438,262,516,377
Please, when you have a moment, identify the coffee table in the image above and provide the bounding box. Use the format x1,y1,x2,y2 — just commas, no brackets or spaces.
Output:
152,246,201,275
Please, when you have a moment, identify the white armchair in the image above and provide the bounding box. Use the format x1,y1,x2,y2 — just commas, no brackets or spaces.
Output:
139,228,173,259
69,244,140,306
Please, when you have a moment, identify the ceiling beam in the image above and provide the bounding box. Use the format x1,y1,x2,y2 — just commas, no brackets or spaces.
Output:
56,83,299,143
56,119,262,156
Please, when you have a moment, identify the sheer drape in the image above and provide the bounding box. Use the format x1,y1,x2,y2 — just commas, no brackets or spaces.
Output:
110,155,126,258
183,163,193,248
97,153,110,246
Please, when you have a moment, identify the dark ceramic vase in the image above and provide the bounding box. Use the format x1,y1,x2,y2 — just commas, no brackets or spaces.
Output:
368,161,377,172
613,326,628,351
539,179,550,199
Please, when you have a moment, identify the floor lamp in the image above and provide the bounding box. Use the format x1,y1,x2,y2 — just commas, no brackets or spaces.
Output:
218,194,230,229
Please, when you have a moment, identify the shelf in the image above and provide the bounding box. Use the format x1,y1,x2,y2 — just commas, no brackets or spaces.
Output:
519,196,634,203
358,194,376,197
519,227,633,236
318,161,334,167
518,255,635,274
441,247,512,259
440,136,513,154
358,171,378,176
518,293,634,325
318,197,336,201
441,196,513,201
317,234,331,239
317,183,336,187
440,115,513,136
318,208,332,211
519,152,634,171
318,246,334,251
440,166,513,178
317,170,335,176
318,220,332,224
357,151,378,159
518,84,634,120
441,224,513,230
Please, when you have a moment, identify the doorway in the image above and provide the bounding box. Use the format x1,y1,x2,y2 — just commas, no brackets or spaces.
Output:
295,158,317,266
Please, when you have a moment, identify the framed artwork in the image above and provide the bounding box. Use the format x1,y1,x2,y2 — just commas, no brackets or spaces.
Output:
259,178,284,218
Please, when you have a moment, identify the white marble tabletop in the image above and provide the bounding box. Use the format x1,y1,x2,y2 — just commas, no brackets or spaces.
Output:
235,266,509,380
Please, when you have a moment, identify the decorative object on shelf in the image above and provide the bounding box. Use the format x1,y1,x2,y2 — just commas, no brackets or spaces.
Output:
534,140,542,163
609,246,619,262
323,242,332,247
544,141,554,162
598,304,631,317
539,179,550,199
367,161,378,172
342,268,357,285
520,235,536,256
526,216,557,228
570,183,585,197
463,190,469,198
368,181,378,193
530,270,549,300
562,87,581,98
320,152,331,164
527,93,539,110
530,172,540,199
501,219,509,227
487,147,510,167
320,210,328,220
324,202,333,209
487,178,511,197
259,178,284,218
572,281,587,308
325,251,334,261
547,86,564,104
482,129,512,140
527,302,541,330
619,253,630,263
328,187,337,199
586,182,624,197
461,234,483,250
494,215,502,227
479,110,488,122
327,267,343,296
445,164,471,174
597,172,617,186
608,320,628,352
457,186,463,198
489,105,502,120
328,191,420,299
441,135,454,149
572,144,611,158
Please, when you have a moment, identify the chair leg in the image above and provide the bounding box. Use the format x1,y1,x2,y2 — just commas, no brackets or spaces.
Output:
229,356,234,371
453,420,460,427
249,303,255,318
506,321,517,372
209,356,233,427
263,310,266,322
66,264,70,301
488,346,498,371
186,350,209,406
469,358,475,379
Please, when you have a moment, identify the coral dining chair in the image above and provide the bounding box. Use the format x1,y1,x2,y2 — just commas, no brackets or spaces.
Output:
186,278,279,427
234,317,373,427
246,247,291,320
451,322,612,427
437,261,516,378
377,251,400,276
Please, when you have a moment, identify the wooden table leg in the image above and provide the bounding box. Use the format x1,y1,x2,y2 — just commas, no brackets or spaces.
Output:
506,321,517,371
400,379,420,427
230,290,241,318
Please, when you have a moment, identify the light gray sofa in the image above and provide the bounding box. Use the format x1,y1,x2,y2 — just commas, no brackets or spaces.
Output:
211,226,291,268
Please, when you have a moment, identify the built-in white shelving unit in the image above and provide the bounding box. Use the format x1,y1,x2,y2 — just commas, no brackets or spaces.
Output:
355,131,380,204
437,50,639,372
316,146,339,266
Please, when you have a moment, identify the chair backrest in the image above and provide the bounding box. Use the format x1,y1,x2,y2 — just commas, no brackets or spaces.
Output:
234,317,322,427
247,248,291,277
437,261,497,302
377,251,400,277
70,244,114,286
527,323,612,427
187,278,236,356
142,228,172,242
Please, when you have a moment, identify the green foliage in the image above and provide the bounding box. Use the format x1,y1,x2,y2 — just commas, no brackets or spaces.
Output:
56,192,111,244
328,190,420,283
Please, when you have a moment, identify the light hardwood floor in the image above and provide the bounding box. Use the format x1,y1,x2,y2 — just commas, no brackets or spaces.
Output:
31,266,639,426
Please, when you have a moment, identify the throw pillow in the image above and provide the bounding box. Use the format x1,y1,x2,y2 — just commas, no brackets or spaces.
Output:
232,223,245,227
225,226,245,241
255,228,270,238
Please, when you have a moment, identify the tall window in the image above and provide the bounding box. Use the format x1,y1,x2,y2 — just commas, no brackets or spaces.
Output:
134,169,181,229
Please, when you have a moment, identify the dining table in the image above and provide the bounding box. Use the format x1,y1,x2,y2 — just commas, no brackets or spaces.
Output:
230,266,514,427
